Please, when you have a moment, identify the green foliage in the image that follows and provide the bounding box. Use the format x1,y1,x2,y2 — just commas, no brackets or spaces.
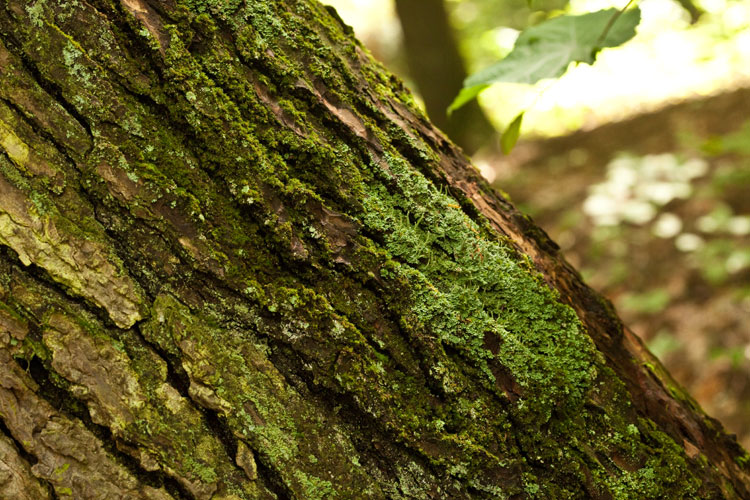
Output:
620,288,671,314
450,7,641,114
701,119,750,156
647,330,682,359
447,0,569,68
449,6,641,150
500,112,524,153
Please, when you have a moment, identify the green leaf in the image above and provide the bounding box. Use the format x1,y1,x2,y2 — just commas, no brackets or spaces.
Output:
501,112,524,154
596,8,643,51
451,7,641,110
447,84,488,116
470,8,640,86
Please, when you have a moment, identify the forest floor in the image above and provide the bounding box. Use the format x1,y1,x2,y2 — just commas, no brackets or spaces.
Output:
487,86,750,450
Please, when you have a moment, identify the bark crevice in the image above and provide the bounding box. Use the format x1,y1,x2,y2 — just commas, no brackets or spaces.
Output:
1,1,749,497
10,356,193,500
0,26,95,149
0,412,38,467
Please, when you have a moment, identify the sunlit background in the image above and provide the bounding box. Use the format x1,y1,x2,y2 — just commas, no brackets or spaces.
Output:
326,0,750,448
328,0,750,134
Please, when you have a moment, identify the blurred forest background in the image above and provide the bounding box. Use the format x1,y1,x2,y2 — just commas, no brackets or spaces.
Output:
325,0,750,449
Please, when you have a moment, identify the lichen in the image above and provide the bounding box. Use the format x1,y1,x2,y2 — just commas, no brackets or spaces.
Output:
360,151,598,424
143,293,384,498
0,0,744,497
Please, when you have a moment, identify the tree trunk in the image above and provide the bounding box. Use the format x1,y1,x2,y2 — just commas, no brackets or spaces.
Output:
0,1,747,499
394,0,495,154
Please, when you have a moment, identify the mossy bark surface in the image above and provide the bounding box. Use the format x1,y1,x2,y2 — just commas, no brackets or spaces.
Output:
0,1,748,499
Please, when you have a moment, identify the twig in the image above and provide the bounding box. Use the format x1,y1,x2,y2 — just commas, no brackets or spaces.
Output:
596,0,637,47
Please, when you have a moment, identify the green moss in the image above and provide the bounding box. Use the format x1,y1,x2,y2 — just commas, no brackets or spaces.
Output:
53,462,70,478
601,423,701,499
184,455,219,484
293,470,337,499
737,451,750,468
1,0,742,496
360,151,597,423
145,293,382,498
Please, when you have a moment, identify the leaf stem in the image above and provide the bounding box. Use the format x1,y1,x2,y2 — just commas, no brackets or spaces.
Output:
596,0,637,47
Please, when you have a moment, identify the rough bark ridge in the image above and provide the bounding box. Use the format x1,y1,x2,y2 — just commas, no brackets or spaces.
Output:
0,1,748,499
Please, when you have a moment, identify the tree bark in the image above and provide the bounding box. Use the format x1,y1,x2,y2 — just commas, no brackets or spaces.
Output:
0,1,747,499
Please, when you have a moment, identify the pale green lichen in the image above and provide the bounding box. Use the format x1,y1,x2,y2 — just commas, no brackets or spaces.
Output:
25,1,45,28
0,0,740,497
360,151,598,423
143,294,381,498
600,422,701,499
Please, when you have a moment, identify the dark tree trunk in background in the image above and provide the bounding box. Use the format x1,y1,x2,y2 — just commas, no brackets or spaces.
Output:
0,1,748,499
675,0,703,23
394,0,495,154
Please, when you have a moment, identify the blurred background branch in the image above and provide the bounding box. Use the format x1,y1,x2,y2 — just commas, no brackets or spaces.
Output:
394,0,496,153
